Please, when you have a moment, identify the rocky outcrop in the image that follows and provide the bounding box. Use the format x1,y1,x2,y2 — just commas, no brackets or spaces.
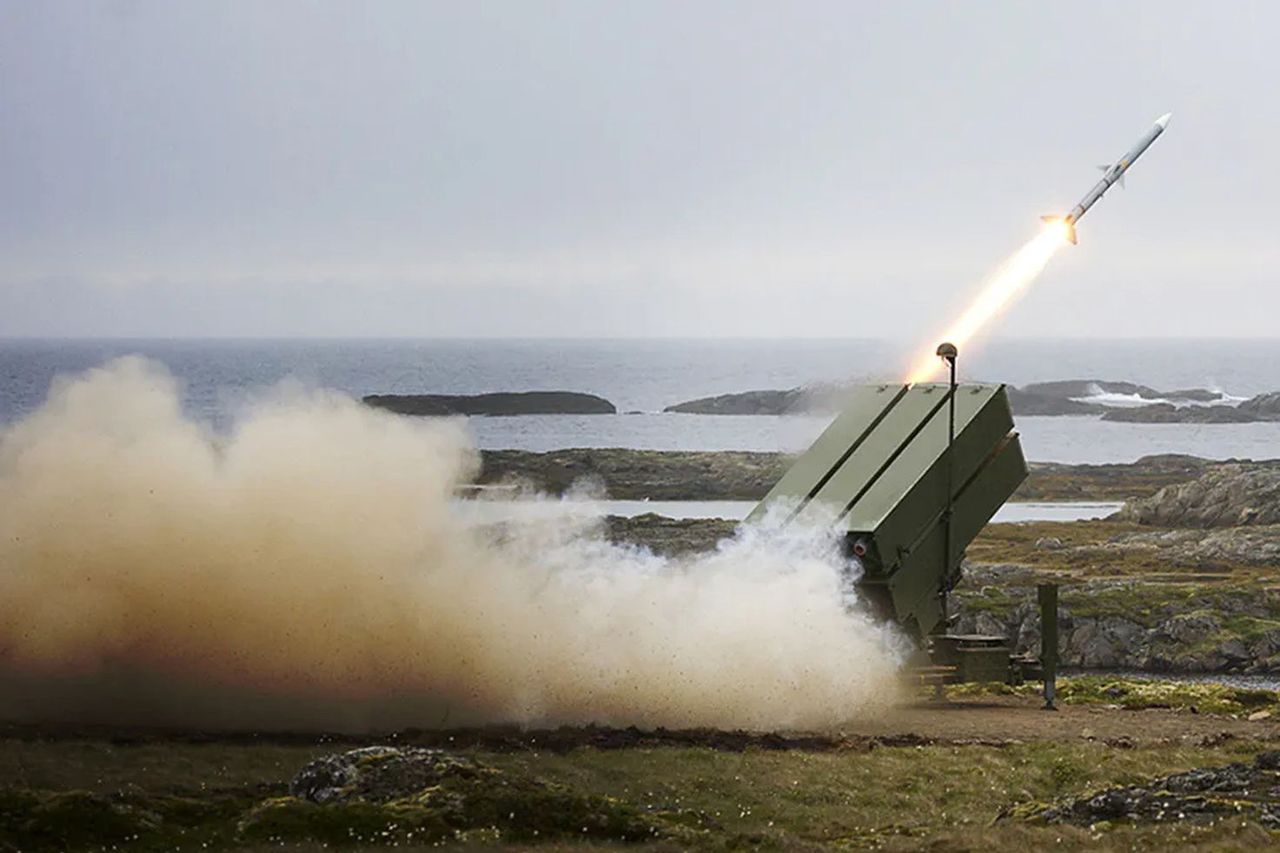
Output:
477,449,1219,503
951,575,1280,674
1102,403,1260,423
238,746,666,845
663,388,811,415
364,391,615,416
1018,380,1227,404
663,379,1245,418
1005,388,1106,415
1023,751,1280,827
663,384,854,415
1239,391,1280,417
1115,463,1280,527
605,513,738,557
1100,390,1280,423
478,449,791,500
290,746,487,804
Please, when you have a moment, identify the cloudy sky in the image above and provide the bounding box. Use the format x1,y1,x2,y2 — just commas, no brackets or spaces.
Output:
2,1,1275,338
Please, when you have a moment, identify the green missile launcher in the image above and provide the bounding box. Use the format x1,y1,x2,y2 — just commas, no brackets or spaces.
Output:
748,382,1046,685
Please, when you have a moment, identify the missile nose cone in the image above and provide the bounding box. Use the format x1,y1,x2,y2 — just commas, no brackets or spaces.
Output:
1155,112,1173,129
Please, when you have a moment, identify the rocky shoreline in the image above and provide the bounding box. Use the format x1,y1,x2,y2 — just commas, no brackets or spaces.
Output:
477,449,1221,502
662,379,1280,422
362,379,1280,421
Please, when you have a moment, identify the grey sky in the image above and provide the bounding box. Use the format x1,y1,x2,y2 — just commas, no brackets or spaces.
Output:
1,1,1275,338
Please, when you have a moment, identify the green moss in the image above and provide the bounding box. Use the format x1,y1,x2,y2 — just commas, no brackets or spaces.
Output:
1223,614,1280,641
953,586,1018,615
0,789,159,848
237,796,455,845
5,731,1280,850
238,768,670,846
952,676,1280,716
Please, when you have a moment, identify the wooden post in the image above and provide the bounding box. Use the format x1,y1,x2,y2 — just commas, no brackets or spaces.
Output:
1039,583,1058,711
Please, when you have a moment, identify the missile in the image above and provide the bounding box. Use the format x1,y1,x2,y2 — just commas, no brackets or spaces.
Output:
1043,112,1171,244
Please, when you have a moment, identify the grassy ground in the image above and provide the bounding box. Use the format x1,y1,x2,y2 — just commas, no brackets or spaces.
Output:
968,520,1249,581
950,675,1280,716
3,694,1280,851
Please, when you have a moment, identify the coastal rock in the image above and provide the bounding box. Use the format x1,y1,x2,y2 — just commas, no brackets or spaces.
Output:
1101,403,1258,423
363,391,616,416
1116,464,1280,527
1017,380,1228,407
1157,612,1220,646
476,449,1213,504
1238,391,1280,416
1006,388,1106,416
1018,380,1163,399
478,449,791,500
663,388,812,415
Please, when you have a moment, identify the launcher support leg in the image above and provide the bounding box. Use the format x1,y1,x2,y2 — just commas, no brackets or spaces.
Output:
939,345,958,627
1039,583,1059,711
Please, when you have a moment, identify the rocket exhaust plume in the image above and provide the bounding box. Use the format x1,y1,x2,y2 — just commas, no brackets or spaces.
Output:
905,223,1069,383
0,358,904,732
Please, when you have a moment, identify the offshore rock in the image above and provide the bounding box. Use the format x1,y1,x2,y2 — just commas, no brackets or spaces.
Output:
364,391,616,416
664,388,813,415
1101,403,1259,423
1006,388,1107,416
1239,391,1280,417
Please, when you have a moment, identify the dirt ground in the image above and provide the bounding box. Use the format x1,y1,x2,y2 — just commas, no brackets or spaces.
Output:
4,693,1276,752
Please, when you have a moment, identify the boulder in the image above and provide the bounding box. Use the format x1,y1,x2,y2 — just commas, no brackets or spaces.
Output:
291,746,485,804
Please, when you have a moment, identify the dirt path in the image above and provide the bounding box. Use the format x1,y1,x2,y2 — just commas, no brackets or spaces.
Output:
3,694,1276,752
844,694,1280,745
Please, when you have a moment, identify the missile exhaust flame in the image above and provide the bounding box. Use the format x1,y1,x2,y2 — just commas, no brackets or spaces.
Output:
905,223,1069,383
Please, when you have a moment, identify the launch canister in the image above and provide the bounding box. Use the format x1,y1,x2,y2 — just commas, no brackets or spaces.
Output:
1044,112,1171,244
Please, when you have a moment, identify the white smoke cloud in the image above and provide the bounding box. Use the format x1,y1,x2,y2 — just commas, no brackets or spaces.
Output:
0,358,905,731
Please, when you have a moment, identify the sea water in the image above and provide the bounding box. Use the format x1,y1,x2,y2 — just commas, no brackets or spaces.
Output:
2,337,1279,464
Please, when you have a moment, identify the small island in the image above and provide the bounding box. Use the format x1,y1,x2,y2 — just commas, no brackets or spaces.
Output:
363,391,616,417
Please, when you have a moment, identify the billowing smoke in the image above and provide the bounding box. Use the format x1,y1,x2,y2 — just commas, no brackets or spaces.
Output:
0,358,905,732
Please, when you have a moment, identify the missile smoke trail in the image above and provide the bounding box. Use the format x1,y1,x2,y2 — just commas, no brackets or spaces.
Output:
906,113,1170,382
0,358,905,731
905,222,1070,383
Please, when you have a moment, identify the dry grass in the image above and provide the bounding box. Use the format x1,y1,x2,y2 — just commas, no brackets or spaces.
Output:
2,729,1277,850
